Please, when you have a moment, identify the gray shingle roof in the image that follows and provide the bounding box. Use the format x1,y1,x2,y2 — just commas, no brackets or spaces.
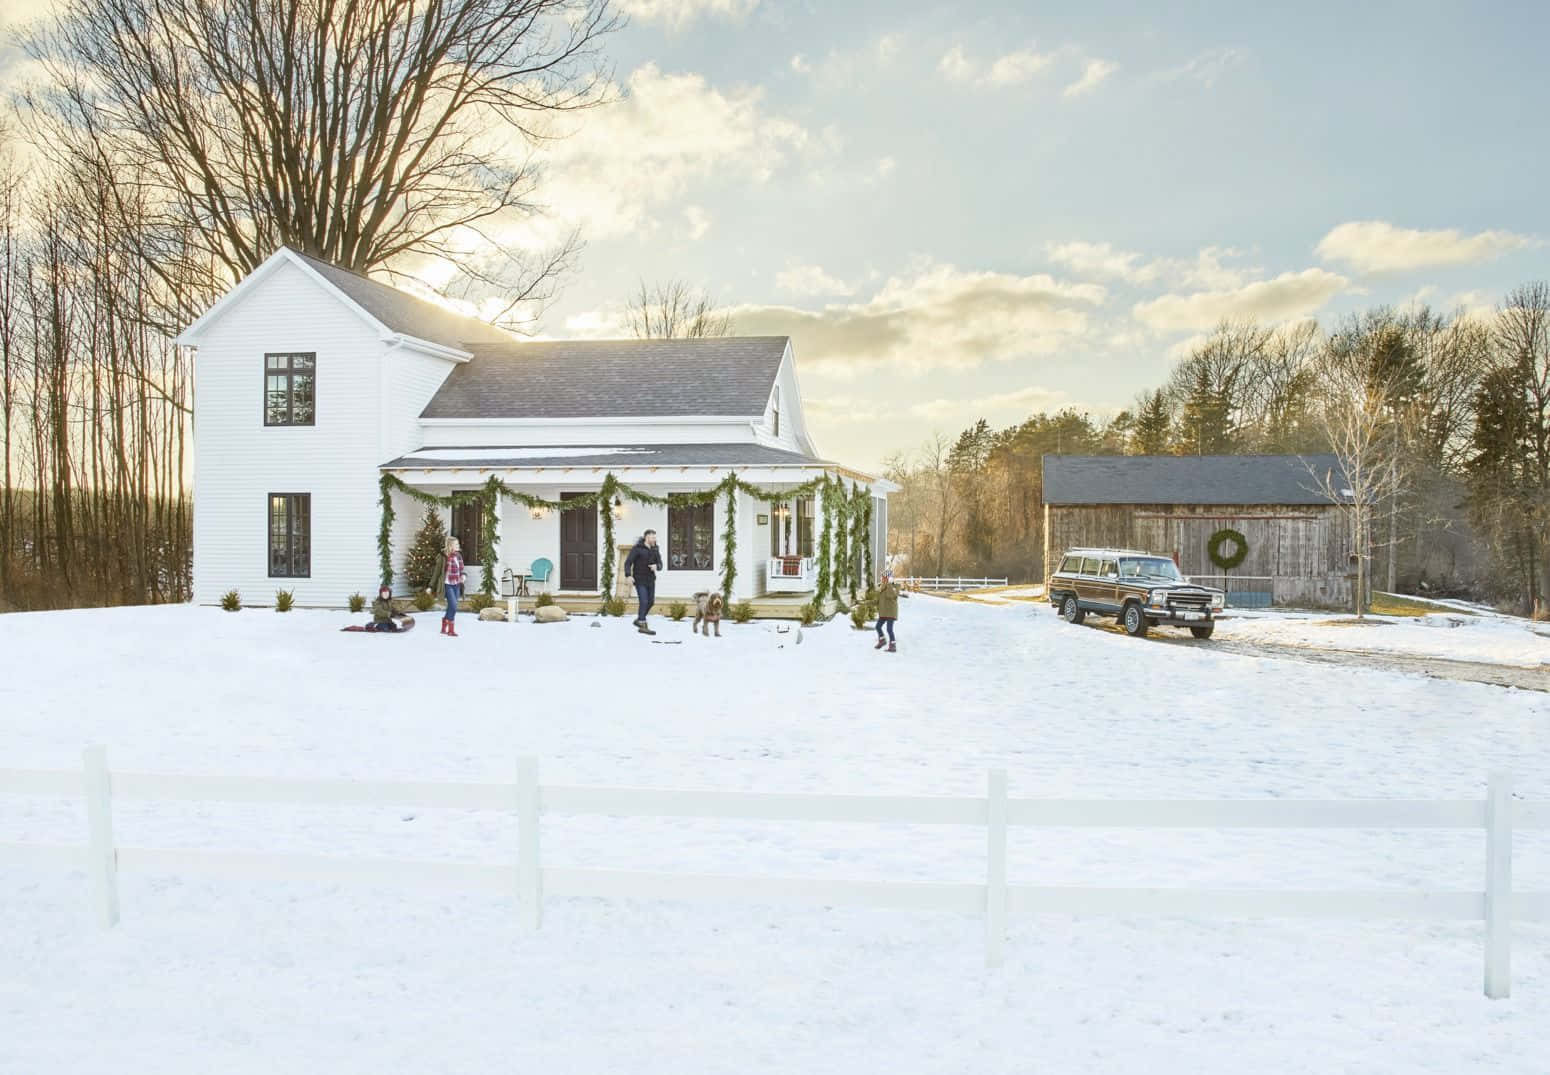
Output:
419,337,790,420
292,249,513,348
1042,454,1347,506
381,443,827,470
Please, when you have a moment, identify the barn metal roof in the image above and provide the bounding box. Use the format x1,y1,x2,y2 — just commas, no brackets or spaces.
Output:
1042,454,1348,506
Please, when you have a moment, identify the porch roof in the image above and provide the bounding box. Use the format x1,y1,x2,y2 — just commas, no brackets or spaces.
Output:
380,442,831,471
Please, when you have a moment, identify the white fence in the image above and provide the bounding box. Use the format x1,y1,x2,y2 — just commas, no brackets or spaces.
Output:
2,749,1547,997
901,576,1010,592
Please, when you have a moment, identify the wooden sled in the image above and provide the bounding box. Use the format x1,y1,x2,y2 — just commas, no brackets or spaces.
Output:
342,615,416,634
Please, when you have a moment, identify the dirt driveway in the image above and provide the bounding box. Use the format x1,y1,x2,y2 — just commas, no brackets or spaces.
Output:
1149,632,1550,692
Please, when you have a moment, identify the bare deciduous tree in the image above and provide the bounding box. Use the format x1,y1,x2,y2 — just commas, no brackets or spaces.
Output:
28,0,620,325
625,279,732,339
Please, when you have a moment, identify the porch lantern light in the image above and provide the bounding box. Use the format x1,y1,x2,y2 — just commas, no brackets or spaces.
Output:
530,504,547,520
612,496,624,520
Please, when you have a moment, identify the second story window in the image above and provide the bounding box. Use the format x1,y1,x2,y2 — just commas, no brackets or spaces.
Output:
772,386,780,438
265,352,316,426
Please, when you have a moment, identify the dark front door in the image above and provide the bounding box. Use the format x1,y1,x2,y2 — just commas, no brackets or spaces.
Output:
559,492,598,591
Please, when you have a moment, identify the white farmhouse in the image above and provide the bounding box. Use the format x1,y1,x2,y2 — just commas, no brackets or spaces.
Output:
178,247,892,609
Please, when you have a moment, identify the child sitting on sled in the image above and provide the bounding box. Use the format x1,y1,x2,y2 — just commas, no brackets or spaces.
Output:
368,585,403,631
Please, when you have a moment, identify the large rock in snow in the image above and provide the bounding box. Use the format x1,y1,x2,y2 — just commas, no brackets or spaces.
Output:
478,606,507,622
534,605,569,623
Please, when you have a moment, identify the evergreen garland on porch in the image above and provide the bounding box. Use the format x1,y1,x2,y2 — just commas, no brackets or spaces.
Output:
831,486,849,603
720,485,738,603
377,470,838,605
815,476,833,599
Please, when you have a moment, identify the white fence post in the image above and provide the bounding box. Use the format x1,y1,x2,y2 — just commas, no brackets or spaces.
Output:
1484,770,1512,999
82,745,119,928
517,755,542,930
986,768,1007,967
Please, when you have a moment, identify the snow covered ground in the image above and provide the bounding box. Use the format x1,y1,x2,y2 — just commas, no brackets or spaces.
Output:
3,597,1549,1073
1216,608,1550,668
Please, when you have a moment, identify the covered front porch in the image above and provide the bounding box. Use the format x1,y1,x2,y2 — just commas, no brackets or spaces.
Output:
378,444,892,612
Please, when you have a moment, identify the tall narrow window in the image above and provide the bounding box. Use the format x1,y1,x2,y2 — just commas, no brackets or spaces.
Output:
796,497,815,558
264,352,316,426
267,493,311,577
451,497,487,566
771,387,780,438
667,501,715,570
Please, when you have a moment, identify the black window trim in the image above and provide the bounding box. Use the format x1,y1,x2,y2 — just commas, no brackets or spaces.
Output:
267,492,311,579
667,499,715,571
450,494,487,567
263,351,317,427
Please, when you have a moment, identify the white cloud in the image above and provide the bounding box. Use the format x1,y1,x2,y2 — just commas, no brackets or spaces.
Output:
1155,47,1244,89
0,0,57,28
940,45,1054,87
512,63,813,246
682,206,711,240
1045,240,1253,290
790,54,810,74
1062,58,1118,98
776,263,853,298
804,385,1070,427
616,0,758,26
1315,220,1541,275
730,261,1105,375
1132,269,1347,333
938,46,977,84
986,49,1053,86
908,385,1070,422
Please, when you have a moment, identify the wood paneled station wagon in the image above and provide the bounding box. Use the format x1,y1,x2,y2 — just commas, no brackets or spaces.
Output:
1046,547,1226,639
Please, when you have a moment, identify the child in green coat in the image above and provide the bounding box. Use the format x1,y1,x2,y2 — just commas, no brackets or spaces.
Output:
875,572,899,652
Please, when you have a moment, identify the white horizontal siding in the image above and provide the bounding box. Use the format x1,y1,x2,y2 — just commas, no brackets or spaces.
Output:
385,349,458,459
193,260,387,606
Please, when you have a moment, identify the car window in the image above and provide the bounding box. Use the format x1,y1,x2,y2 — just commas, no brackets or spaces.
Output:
1079,556,1099,575
1100,560,1117,578
1059,555,1079,573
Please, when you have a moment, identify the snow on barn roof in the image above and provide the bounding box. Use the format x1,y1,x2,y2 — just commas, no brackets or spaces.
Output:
1041,454,1348,506
418,337,790,420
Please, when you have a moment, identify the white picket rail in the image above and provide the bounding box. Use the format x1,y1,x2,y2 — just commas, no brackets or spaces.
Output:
900,576,1010,591
1,750,1546,996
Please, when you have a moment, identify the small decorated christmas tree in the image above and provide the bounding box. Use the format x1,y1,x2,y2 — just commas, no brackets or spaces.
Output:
404,506,447,592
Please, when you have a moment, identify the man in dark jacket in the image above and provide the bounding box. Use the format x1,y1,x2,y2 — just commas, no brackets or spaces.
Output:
623,529,663,634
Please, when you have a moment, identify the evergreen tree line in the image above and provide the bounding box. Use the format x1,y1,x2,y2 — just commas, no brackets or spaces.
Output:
886,287,1550,615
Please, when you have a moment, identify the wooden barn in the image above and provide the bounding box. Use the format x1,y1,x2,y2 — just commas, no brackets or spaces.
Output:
1042,454,1355,608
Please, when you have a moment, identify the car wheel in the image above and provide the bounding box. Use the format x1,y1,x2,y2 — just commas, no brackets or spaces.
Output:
1190,623,1215,640
1061,595,1085,625
1122,602,1149,637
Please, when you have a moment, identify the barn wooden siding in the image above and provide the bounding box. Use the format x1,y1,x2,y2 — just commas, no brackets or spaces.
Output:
1043,503,1354,608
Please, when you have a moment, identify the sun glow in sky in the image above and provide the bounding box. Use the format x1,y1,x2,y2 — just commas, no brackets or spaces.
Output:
3,0,1545,471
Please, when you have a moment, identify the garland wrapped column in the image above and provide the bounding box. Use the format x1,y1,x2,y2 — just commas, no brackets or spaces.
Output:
720,484,738,603
815,476,833,599
831,487,849,603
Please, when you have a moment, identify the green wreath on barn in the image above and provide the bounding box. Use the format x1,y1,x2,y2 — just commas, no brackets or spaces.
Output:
1207,528,1249,571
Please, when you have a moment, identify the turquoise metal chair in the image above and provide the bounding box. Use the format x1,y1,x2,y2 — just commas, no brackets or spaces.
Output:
529,557,554,594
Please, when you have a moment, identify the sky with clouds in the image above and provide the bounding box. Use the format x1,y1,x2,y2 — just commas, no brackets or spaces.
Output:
3,0,1546,471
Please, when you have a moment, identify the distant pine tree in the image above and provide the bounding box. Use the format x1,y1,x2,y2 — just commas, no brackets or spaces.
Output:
405,507,447,592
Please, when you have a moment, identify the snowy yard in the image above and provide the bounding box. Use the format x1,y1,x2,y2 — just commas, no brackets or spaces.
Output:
4,596,1549,1073
1215,607,1550,669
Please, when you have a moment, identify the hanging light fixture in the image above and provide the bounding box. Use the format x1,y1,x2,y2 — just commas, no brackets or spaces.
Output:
530,504,547,520
612,495,624,520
